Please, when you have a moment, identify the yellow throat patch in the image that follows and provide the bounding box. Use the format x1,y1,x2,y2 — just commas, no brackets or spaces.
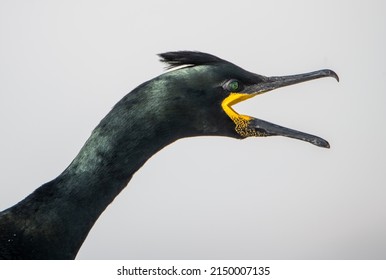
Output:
221,93,265,137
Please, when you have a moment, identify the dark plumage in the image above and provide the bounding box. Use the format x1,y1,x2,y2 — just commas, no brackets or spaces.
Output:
0,51,338,259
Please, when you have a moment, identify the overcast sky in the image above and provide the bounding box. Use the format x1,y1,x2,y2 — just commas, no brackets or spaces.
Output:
0,0,385,259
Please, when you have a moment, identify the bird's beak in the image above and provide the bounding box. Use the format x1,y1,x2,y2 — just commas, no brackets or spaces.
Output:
249,69,339,148
249,117,331,148
224,69,339,148
247,69,339,95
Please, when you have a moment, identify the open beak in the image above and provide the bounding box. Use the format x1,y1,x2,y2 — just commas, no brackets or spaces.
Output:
246,69,339,148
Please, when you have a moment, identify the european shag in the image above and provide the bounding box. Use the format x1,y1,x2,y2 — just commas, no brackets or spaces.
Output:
0,51,338,259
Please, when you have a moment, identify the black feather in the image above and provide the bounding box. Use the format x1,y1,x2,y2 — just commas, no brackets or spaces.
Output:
158,51,225,69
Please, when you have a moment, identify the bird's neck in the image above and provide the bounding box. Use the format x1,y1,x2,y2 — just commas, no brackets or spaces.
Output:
0,90,179,259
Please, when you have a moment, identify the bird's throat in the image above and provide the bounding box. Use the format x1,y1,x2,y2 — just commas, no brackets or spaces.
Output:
221,93,265,138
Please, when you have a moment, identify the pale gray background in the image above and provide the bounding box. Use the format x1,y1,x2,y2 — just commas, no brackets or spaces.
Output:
0,0,385,259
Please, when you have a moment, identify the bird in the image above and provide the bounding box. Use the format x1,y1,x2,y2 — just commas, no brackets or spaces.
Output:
0,51,338,259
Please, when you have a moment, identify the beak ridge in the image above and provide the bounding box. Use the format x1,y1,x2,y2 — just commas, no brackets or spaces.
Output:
249,69,339,94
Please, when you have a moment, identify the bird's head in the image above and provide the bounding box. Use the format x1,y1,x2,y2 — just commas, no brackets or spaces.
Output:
146,51,338,148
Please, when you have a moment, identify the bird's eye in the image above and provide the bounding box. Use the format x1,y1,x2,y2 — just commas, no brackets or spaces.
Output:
224,80,240,92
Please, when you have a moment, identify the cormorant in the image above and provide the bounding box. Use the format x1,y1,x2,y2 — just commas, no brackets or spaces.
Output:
0,51,338,259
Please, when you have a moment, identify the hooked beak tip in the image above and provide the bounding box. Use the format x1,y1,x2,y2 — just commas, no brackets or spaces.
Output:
322,69,339,82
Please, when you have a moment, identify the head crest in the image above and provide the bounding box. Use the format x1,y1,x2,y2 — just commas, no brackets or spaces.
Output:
158,51,225,70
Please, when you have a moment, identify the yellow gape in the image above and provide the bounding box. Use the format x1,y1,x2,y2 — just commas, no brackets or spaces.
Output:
221,93,266,137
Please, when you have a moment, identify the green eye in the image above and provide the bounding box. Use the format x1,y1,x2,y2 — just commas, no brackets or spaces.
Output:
225,80,240,92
